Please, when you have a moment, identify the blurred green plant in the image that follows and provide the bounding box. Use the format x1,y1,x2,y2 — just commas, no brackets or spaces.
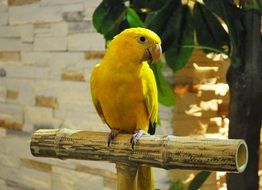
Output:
168,171,211,190
92,0,250,106
169,179,185,190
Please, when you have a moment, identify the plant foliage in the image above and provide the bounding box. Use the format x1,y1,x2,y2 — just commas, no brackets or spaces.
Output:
92,0,245,106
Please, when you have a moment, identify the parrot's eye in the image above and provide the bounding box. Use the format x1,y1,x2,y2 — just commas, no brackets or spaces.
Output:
137,36,147,44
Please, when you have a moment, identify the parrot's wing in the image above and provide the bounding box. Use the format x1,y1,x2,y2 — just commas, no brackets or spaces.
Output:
90,64,107,123
141,63,158,135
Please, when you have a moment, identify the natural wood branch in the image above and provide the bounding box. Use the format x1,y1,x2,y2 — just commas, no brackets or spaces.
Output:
30,128,248,173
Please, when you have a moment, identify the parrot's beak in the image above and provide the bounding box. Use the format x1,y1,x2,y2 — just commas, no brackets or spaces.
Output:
147,43,162,64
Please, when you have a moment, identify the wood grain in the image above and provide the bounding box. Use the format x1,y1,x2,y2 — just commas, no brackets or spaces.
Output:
30,128,248,173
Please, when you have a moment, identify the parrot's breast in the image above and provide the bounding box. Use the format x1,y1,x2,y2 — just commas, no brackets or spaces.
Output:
95,68,149,133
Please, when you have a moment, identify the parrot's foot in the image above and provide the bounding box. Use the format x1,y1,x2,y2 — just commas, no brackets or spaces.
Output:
108,129,119,147
130,130,148,150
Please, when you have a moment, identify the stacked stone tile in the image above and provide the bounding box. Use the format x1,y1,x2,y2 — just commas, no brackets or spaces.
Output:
0,0,173,189
170,50,230,189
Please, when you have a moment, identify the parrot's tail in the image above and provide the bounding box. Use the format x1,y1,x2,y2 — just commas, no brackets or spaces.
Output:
115,163,154,190
137,166,154,190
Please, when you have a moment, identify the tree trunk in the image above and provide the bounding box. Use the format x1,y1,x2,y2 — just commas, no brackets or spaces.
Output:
226,10,262,190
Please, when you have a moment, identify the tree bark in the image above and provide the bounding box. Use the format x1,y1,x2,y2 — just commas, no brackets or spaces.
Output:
226,10,262,190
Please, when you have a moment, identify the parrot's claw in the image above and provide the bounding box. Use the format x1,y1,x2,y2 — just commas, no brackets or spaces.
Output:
108,129,119,147
130,130,148,150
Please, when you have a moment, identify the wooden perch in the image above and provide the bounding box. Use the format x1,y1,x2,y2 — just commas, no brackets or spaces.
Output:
30,128,248,173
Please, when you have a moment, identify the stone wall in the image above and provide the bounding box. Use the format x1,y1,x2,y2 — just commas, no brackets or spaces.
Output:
169,50,231,189
0,0,173,189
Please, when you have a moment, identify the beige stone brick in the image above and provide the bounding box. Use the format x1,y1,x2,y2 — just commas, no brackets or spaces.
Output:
0,0,8,11
0,86,6,102
34,36,67,51
0,127,6,137
0,38,33,51
34,22,67,37
6,89,18,100
159,104,173,121
61,71,85,82
84,7,96,20
68,33,105,51
83,2,100,20
0,118,23,130
0,134,30,157
5,89,18,100
84,0,101,8
62,3,84,12
0,152,20,168
22,123,34,132
75,164,117,189
5,180,36,190
24,106,63,131
35,80,89,101
45,58,91,79
2,65,49,79
63,11,84,22
20,158,52,173
0,12,8,25
21,51,85,67
153,168,170,190
0,103,23,123
19,25,34,42
68,20,95,34
0,51,21,62
24,106,53,127
35,95,58,108
54,108,106,131
0,68,7,78
0,26,21,38
0,78,35,105
58,98,91,112
15,166,52,189
8,0,40,6
41,0,84,6
84,51,104,60
52,166,103,190
9,3,62,25
0,178,7,190
0,164,17,182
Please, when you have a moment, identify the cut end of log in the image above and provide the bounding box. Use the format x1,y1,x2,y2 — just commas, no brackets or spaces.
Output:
236,141,248,173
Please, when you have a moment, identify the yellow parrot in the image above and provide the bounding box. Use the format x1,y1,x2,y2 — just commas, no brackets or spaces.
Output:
90,27,161,190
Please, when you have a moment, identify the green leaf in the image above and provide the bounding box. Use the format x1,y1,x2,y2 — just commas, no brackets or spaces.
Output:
161,2,183,52
193,2,230,54
151,62,175,106
169,180,185,190
188,171,211,190
145,0,181,52
131,0,167,12
165,5,194,72
92,0,110,33
241,0,262,10
204,0,244,68
92,0,127,40
126,8,145,27
146,0,179,36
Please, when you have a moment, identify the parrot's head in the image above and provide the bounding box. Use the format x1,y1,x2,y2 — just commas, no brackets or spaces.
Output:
109,27,162,64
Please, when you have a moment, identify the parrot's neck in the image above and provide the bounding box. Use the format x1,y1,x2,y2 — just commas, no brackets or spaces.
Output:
102,45,143,72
